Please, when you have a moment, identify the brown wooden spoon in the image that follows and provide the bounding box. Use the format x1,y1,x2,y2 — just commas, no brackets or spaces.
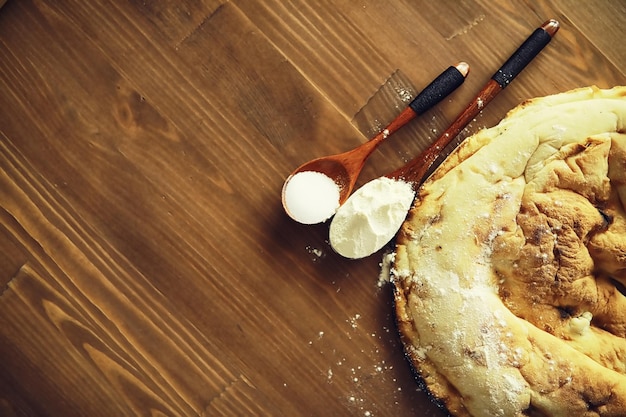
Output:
281,62,469,223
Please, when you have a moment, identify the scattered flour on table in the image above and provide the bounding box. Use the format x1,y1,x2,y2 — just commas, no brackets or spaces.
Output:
306,311,416,415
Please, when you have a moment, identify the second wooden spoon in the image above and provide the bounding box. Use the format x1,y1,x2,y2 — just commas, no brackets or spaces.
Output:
329,19,560,258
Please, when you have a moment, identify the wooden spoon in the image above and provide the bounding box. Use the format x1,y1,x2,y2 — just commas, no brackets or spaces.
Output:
281,62,470,217
329,19,560,259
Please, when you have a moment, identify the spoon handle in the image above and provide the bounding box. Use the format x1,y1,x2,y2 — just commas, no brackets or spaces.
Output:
391,19,560,185
375,62,470,143
492,19,559,88
409,63,469,115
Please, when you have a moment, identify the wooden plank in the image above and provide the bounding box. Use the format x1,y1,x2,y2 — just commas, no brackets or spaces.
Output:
127,0,224,45
542,0,626,74
0,0,625,416
0,139,245,416
233,0,400,118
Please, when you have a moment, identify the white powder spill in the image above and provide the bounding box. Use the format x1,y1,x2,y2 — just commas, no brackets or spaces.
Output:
305,245,325,263
283,171,340,224
377,251,395,287
329,177,415,259
307,317,409,416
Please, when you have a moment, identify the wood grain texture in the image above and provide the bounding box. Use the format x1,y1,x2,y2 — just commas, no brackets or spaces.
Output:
1,0,624,416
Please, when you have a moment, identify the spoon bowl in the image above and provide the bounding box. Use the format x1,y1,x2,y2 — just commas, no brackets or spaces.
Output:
283,127,384,205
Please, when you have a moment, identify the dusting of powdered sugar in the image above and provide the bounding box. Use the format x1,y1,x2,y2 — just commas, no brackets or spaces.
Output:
377,251,395,287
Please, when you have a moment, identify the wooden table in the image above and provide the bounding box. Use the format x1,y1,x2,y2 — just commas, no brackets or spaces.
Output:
1,1,624,416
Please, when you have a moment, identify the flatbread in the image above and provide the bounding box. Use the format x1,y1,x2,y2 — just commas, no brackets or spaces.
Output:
391,86,626,416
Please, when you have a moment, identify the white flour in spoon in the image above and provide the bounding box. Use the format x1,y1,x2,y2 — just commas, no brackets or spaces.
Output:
329,177,415,258
283,171,341,224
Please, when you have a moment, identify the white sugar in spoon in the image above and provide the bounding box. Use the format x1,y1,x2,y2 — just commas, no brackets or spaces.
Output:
330,19,560,258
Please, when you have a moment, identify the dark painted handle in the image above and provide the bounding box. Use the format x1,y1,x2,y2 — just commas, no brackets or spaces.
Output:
492,27,553,88
409,65,466,115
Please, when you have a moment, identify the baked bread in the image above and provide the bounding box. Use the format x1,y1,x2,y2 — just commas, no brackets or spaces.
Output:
391,86,626,417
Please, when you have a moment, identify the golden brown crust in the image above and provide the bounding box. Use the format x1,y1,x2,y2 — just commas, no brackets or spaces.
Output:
392,86,626,417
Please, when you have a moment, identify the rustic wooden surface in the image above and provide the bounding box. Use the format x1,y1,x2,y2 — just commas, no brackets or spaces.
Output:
1,1,624,416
